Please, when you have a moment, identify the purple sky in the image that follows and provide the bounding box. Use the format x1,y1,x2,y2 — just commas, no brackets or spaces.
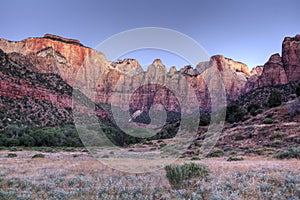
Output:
0,0,299,69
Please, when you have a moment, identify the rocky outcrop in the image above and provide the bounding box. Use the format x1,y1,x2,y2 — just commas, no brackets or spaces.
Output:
282,34,300,82
0,34,109,87
258,54,288,86
245,34,300,93
250,66,263,76
199,55,250,102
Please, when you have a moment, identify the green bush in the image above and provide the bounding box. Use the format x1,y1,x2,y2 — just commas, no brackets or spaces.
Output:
268,90,282,108
32,153,45,159
207,148,223,157
226,104,245,123
235,134,245,141
273,147,300,159
0,125,83,147
7,153,17,158
227,156,244,161
165,162,209,189
247,103,262,116
263,118,274,124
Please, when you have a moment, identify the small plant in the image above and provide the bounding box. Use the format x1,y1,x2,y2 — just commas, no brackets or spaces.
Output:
7,153,17,158
273,147,300,159
235,134,244,141
32,153,45,159
207,148,223,157
191,156,201,160
227,156,244,161
203,141,214,148
165,162,210,189
270,139,282,147
263,118,274,124
268,90,282,108
273,132,287,138
247,103,261,116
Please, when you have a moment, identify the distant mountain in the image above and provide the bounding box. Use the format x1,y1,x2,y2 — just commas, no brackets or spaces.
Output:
0,33,299,147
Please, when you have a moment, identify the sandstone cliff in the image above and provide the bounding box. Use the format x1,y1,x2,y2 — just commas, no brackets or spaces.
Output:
0,33,299,126
0,34,109,87
244,34,300,93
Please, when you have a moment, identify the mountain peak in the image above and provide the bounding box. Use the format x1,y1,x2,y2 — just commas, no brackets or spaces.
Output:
152,59,163,67
43,34,83,46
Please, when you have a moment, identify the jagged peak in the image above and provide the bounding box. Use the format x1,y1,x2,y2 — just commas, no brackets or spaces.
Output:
110,58,143,75
152,59,164,67
250,65,264,76
266,53,282,64
112,58,140,66
210,55,250,76
168,66,177,75
283,34,300,42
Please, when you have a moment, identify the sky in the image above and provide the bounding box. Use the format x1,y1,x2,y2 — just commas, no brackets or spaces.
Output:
0,0,299,69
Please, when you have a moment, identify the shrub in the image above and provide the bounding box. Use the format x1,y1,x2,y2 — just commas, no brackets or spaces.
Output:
268,90,282,108
7,153,17,158
32,153,45,159
207,148,223,157
226,104,245,123
247,103,261,116
165,164,185,189
199,112,211,126
273,147,300,159
263,118,274,124
165,162,209,189
235,134,244,141
227,156,244,161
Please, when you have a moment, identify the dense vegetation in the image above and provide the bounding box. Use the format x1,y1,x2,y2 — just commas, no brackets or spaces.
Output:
0,124,83,147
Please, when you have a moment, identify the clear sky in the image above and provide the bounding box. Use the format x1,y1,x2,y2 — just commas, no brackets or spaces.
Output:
0,0,299,69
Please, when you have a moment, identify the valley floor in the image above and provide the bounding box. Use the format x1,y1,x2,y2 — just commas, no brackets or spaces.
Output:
0,150,299,200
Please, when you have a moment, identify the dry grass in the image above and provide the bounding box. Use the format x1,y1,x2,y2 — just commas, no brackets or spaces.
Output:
0,150,299,199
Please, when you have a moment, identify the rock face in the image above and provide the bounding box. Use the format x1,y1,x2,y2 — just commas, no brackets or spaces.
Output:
196,55,250,102
0,49,73,127
0,33,300,128
282,34,300,82
250,66,263,76
245,34,300,93
0,34,108,87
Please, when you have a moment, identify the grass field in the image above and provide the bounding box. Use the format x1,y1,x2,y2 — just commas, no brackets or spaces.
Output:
0,149,299,199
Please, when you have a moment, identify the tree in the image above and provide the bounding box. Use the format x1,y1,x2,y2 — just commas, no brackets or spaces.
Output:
247,103,262,116
268,90,282,108
226,104,245,123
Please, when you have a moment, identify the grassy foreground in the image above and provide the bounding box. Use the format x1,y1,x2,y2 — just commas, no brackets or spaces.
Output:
0,150,299,200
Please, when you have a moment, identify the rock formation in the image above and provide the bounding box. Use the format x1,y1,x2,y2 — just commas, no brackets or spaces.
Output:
0,34,109,87
0,33,299,128
245,34,300,93
282,34,300,82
